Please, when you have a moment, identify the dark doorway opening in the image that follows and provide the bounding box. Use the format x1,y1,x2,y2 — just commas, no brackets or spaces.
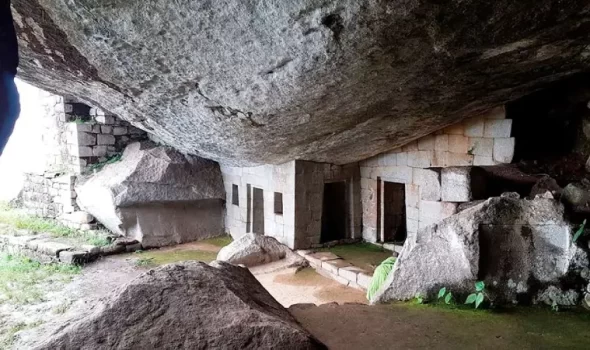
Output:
382,181,406,243
252,187,265,234
321,182,347,243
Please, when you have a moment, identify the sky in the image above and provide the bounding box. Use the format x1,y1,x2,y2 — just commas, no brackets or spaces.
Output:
0,79,46,201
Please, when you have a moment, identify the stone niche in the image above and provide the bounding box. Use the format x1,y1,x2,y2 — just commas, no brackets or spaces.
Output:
77,142,226,248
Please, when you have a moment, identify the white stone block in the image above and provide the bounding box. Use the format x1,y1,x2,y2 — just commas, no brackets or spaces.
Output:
419,201,457,222
407,151,432,168
484,119,512,138
406,218,418,233
382,166,413,184
405,184,420,208
96,115,115,124
493,137,515,164
448,135,469,154
418,135,435,151
431,151,449,167
446,153,474,166
77,132,97,146
463,118,484,137
468,137,493,156
412,168,440,201
434,134,448,151
440,167,486,202
474,155,496,166
396,152,408,166
406,207,419,221
97,134,116,145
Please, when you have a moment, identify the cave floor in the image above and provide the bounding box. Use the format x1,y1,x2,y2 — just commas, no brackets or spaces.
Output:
3,240,589,349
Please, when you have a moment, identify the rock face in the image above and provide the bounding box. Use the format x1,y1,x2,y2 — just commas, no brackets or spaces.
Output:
76,142,225,248
32,261,326,350
372,197,582,305
217,233,306,268
11,1,590,165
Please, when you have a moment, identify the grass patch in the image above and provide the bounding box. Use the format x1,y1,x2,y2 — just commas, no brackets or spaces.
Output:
0,254,81,305
134,249,218,266
0,321,43,349
318,243,392,272
0,207,111,247
201,235,233,248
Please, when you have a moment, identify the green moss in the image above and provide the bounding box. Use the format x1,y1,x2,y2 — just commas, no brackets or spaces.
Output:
201,235,233,248
133,249,218,266
318,243,392,272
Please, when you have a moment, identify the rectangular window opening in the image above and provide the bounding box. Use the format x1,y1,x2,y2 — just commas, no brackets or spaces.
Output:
232,184,239,206
274,192,283,215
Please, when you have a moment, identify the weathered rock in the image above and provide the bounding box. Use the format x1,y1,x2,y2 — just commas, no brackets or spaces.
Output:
372,197,575,305
11,1,590,165
31,261,325,350
561,183,590,207
534,286,580,307
529,176,561,199
217,233,306,268
76,142,225,248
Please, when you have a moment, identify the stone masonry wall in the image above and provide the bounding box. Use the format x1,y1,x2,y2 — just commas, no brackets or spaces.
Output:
221,162,296,248
359,106,515,243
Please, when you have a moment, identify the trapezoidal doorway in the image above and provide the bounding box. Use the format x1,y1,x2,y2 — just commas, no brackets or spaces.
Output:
321,181,347,243
382,181,406,243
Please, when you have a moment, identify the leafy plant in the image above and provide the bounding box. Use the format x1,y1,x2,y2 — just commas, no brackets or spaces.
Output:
414,293,424,304
573,219,587,243
438,287,453,304
551,300,560,313
465,281,487,309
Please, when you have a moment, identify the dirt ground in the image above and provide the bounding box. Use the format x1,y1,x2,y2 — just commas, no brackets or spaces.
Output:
4,241,590,349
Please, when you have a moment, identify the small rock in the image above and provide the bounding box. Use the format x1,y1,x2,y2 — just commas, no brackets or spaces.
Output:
562,183,590,207
59,250,89,264
500,192,520,199
534,191,554,199
217,233,305,268
535,286,580,306
113,237,139,246
125,243,143,252
529,176,561,199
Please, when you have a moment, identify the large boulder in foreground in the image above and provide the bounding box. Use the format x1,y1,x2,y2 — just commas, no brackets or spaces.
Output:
12,1,590,165
32,261,325,350
218,233,306,268
76,142,225,248
372,197,587,306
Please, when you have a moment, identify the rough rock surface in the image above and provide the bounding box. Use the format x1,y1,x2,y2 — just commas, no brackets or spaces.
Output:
11,1,590,165
372,197,581,305
76,142,226,248
31,261,325,350
217,233,306,268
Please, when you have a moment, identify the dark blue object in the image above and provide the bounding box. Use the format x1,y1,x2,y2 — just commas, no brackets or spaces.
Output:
0,0,19,155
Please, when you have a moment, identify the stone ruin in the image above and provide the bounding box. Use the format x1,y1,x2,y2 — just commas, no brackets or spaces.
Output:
5,0,590,311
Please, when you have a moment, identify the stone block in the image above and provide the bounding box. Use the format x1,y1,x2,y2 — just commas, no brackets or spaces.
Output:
76,124,93,133
444,123,464,135
483,105,506,119
101,125,113,133
407,151,432,168
382,165,413,184
419,201,457,223
405,184,420,208
322,259,352,275
434,134,448,151
431,151,449,167
97,134,116,145
412,168,440,201
448,135,469,154
36,241,72,256
63,211,94,224
406,207,419,221
446,153,474,166
441,167,486,202
77,146,93,157
59,250,89,264
360,167,372,178
113,126,128,135
91,124,101,133
339,266,365,282
474,155,495,166
484,119,512,138
464,118,485,137
493,137,515,164
402,141,418,152
357,272,372,290
93,145,108,157
396,152,408,166
468,137,493,156
77,132,97,146
96,115,115,124
418,135,435,151
406,218,419,233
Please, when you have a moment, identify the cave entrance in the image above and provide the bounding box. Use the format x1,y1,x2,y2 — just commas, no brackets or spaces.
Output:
321,181,347,243
381,181,406,243
252,187,265,234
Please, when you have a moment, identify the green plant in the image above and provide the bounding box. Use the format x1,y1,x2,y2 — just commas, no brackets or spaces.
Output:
465,281,487,309
551,300,560,312
414,293,424,304
134,257,154,267
573,219,587,243
438,287,453,304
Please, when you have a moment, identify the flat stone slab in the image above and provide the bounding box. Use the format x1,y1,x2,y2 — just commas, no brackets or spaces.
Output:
35,241,73,256
307,252,340,262
322,259,353,275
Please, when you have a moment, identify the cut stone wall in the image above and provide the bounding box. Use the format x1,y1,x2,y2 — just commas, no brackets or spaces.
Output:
359,106,515,243
221,160,362,250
